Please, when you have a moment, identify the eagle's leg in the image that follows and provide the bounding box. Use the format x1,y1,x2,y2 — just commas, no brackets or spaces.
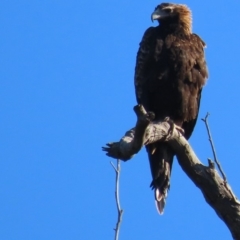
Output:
163,117,185,138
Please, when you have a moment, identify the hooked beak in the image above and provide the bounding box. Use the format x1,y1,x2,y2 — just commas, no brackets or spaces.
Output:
151,8,168,22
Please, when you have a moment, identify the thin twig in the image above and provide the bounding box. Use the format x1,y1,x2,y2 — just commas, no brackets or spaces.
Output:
201,113,237,201
110,160,123,240
201,113,226,181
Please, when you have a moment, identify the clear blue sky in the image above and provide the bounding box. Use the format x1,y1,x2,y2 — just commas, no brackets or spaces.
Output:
1,0,240,239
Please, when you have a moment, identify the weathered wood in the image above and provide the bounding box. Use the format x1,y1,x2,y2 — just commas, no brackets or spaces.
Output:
103,105,240,239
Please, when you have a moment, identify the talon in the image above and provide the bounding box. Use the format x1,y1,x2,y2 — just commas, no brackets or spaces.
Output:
163,117,185,138
164,117,174,140
175,125,185,135
151,147,156,155
164,117,170,122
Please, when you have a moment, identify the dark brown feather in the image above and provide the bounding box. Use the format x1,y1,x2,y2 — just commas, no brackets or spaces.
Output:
134,3,208,213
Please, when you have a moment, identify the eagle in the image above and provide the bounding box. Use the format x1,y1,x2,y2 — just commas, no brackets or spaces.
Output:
134,3,208,214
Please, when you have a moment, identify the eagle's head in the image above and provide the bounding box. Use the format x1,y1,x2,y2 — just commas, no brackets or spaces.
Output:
151,3,192,34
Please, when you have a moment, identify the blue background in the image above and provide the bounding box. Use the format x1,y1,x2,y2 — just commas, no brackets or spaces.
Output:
1,0,239,239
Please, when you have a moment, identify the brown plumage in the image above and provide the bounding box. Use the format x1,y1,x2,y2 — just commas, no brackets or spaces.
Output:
134,3,208,214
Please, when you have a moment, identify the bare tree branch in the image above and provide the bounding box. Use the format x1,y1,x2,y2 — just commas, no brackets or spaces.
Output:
202,113,238,206
103,105,240,240
201,113,227,181
110,160,123,240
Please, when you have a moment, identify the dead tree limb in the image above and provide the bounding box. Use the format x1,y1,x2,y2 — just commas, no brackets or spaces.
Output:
102,105,240,240
110,160,123,240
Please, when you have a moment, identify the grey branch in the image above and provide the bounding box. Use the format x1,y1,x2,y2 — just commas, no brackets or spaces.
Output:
202,113,237,203
110,160,123,240
103,105,240,240
201,113,227,181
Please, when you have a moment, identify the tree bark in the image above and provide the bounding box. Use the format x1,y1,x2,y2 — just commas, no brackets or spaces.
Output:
102,105,240,240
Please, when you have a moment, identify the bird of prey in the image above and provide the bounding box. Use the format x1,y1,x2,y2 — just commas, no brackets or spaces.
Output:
134,3,208,214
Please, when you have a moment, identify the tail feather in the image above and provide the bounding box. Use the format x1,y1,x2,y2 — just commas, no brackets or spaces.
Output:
155,198,165,215
155,188,166,215
147,143,174,214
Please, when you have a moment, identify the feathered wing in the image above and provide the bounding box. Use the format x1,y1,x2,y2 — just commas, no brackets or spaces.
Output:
134,27,156,108
181,34,208,139
134,27,174,214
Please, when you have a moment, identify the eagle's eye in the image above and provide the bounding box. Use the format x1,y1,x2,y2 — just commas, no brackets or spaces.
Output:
164,8,173,14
